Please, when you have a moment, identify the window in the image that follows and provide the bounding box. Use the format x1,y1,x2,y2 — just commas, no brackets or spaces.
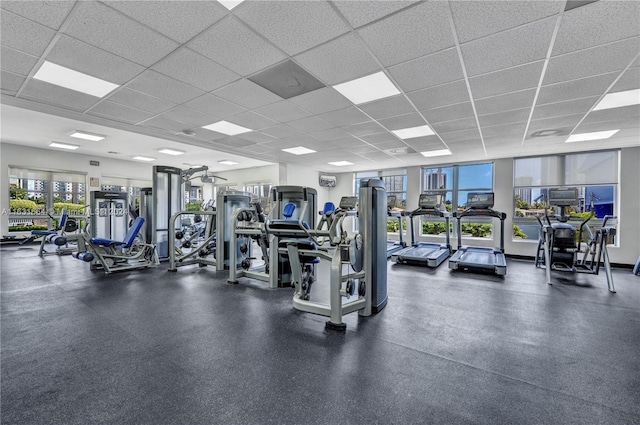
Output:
421,162,494,238
513,151,618,242
354,169,407,234
101,176,151,214
8,168,86,232
244,182,272,212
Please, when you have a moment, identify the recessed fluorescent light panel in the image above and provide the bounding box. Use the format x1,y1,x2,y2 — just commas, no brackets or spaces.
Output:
33,61,119,98
158,148,186,156
218,160,239,165
332,71,400,105
592,89,640,111
420,149,452,158
217,0,244,10
70,131,106,141
282,146,316,155
565,130,619,143
328,161,353,166
132,156,157,162
49,142,79,150
392,125,435,140
202,120,252,136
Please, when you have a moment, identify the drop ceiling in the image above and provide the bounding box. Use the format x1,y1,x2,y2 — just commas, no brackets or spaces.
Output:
1,0,638,173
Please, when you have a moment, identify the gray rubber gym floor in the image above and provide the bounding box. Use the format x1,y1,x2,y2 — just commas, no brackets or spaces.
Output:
2,244,639,425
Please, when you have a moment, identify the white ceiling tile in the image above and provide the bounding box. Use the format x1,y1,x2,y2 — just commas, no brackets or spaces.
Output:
127,70,205,104
469,61,544,99
574,118,638,134
19,79,100,112
107,88,177,115
287,116,334,133
1,70,25,94
527,113,584,134
104,1,227,43
64,2,179,67
474,89,536,116
332,1,420,29
389,48,464,92
213,136,256,149
360,132,396,145
440,128,481,143
421,102,475,124
0,46,38,76
261,124,303,139
584,104,640,123
185,127,226,142
532,96,599,121
461,17,556,77
294,33,380,85
235,1,350,56
254,101,311,123
478,108,530,127
404,135,444,151
553,1,640,56
544,37,640,84
152,48,240,92
188,16,287,76
450,1,560,43
227,111,278,130
371,140,407,150
160,106,217,127
213,79,282,110
341,121,386,137
183,94,246,119
259,138,305,150
318,106,370,127
289,87,352,114
358,1,455,67
87,100,154,125
358,95,416,120
309,128,352,142
406,80,469,110
0,0,75,30
237,132,276,144
140,116,194,133
1,10,56,56
482,122,527,139
537,72,618,105
378,113,425,131
432,117,477,134
47,35,145,85
611,67,640,93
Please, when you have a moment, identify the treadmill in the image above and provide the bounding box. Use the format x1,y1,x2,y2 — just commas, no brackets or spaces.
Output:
448,192,507,276
386,195,406,258
392,193,451,268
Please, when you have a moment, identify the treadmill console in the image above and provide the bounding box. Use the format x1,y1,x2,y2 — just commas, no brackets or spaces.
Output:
418,193,440,209
548,188,579,206
339,196,358,210
466,192,494,209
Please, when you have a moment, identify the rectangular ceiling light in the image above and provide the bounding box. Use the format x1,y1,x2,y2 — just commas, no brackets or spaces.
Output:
565,129,619,143
217,0,244,10
158,148,186,156
592,89,640,111
332,71,400,105
218,160,239,165
202,120,252,136
392,125,435,140
282,146,316,155
49,142,79,150
70,131,106,141
132,156,157,161
328,161,353,166
420,149,452,158
33,61,119,98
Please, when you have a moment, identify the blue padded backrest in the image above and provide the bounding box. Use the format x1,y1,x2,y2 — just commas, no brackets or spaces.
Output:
59,209,68,229
122,217,145,248
322,202,335,215
282,202,296,219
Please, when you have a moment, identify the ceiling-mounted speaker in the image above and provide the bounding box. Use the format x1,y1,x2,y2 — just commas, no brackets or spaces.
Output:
319,175,337,187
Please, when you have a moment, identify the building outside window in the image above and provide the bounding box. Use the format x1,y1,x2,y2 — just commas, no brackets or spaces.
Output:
354,169,407,233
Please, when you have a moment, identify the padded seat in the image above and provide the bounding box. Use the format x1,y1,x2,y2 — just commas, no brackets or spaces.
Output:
90,217,145,248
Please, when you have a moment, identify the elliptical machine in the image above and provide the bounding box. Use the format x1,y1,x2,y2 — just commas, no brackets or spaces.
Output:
535,187,617,293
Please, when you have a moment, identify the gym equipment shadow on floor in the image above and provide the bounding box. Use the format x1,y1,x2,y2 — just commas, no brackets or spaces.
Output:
1,245,639,425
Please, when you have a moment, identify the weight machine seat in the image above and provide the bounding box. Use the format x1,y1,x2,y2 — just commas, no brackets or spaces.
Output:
90,216,145,248
322,202,336,215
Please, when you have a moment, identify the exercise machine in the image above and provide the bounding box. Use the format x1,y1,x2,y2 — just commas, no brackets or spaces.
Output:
535,187,617,292
449,192,507,276
392,192,451,268
386,195,406,258
24,209,76,257
265,179,387,331
167,208,217,272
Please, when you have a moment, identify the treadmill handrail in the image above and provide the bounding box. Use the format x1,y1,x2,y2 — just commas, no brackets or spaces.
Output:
454,207,506,252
